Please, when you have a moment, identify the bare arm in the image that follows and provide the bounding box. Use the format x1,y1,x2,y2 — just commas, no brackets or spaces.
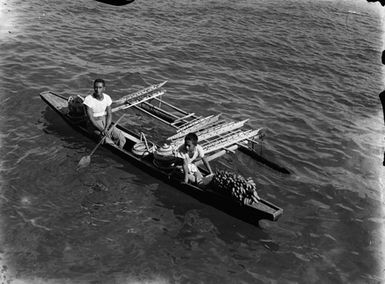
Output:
201,156,213,174
105,105,112,131
183,158,189,183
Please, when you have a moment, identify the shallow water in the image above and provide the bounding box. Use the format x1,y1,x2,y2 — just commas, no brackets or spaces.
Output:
0,0,384,283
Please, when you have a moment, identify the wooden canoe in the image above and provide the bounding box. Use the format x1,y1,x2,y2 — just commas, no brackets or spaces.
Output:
40,91,283,222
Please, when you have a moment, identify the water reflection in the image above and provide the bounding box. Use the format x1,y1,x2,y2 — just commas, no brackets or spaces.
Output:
19,106,280,283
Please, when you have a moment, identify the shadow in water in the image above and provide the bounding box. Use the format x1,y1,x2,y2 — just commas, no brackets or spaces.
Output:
40,107,85,143
94,0,135,6
151,180,280,251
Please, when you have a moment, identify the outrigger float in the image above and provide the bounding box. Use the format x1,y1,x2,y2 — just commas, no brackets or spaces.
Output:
40,81,289,222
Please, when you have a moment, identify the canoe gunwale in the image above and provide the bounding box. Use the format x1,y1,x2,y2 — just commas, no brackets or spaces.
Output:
40,91,283,222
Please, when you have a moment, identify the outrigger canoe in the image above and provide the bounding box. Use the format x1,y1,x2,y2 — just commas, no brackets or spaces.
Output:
40,86,285,222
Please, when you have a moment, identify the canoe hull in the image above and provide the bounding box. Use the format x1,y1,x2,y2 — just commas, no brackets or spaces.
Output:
40,91,283,222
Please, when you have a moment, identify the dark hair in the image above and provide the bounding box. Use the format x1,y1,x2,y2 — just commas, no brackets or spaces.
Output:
94,78,106,87
185,132,198,145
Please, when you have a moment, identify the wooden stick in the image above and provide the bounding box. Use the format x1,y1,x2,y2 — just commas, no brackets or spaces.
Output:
77,114,126,169
152,97,191,115
134,105,177,126
171,119,248,148
203,129,260,154
137,102,180,119
171,112,196,125
200,129,243,147
176,115,214,132
111,90,165,113
113,81,167,105
195,144,239,166
141,132,150,151
167,114,221,140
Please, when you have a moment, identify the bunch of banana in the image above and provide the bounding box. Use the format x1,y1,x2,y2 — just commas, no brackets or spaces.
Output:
210,170,260,204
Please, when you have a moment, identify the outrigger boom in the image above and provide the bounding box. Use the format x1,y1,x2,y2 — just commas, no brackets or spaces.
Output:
169,119,249,148
113,80,167,105
122,83,290,175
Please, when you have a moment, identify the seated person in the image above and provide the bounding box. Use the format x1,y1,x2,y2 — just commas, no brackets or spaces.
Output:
83,79,126,148
175,132,213,184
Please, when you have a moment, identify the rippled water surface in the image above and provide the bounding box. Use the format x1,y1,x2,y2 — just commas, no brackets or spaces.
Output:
0,0,384,283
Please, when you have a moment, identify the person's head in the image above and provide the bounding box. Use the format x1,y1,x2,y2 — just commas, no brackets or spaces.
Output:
184,132,198,152
93,79,106,96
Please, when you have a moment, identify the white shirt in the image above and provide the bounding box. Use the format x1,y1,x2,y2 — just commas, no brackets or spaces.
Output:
83,93,112,117
176,144,205,174
176,144,204,164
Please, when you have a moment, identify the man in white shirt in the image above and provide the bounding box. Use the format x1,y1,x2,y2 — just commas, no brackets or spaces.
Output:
83,79,125,148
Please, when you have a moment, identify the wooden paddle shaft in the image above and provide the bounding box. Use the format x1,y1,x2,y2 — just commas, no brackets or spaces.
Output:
89,114,126,156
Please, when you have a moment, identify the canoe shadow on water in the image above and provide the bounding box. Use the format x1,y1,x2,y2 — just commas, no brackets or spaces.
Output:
149,179,279,248
94,0,135,6
40,108,87,146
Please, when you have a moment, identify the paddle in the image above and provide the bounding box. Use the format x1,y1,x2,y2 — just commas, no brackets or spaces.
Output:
77,114,126,169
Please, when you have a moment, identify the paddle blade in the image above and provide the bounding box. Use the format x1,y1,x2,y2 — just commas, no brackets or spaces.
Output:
77,155,91,170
